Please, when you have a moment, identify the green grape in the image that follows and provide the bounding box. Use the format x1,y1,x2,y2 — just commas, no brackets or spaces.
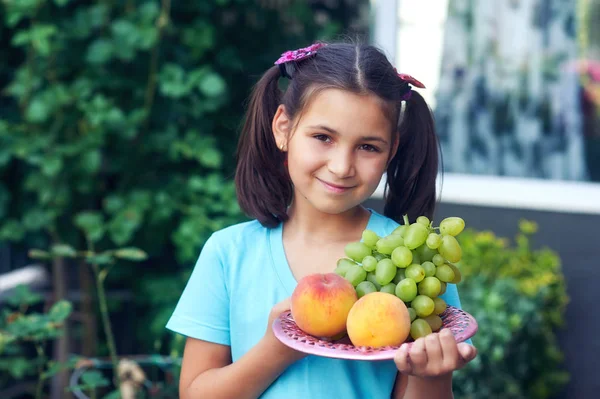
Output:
405,264,425,283
391,246,412,268
432,254,445,266
408,307,417,322
416,244,436,262
376,234,405,255
356,281,377,298
439,217,465,236
412,295,435,317
345,265,367,287
433,297,447,315
421,261,436,277
373,252,387,261
418,276,442,297
426,233,441,249
416,216,430,226
393,268,406,284
391,224,407,237
362,229,380,248
362,255,377,272
345,241,372,262
410,251,421,265
438,235,462,263
410,319,432,339
380,283,396,295
334,258,356,277
435,264,455,283
395,278,417,302
445,263,462,283
366,272,382,290
403,223,429,249
422,314,443,332
439,281,447,295
375,258,396,285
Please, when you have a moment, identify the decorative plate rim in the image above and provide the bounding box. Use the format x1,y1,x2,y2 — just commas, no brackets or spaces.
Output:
272,305,478,361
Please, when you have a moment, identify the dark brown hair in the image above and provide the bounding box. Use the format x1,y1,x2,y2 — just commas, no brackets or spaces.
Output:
235,42,440,227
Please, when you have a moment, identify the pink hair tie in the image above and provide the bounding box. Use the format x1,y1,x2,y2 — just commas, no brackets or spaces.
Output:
395,69,426,101
274,43,326,79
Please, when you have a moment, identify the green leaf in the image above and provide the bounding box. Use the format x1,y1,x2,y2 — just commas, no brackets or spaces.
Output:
41,357,81,380
86,253,114,265
198,147,222,168
6,284,44,307
102,389,121,399
28,249,52,260
113,247,148,261
48,300,73,322
86,39,113,65
41,156,63,177
51,244,77,258
25,97,51,123
22,209,54,231
75,212,105,242
198,73,226,97
54,0,71,6
67,370,111,391
0,220,26,241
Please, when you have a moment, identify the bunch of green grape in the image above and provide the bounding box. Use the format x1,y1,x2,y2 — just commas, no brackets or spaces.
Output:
335,215,465,340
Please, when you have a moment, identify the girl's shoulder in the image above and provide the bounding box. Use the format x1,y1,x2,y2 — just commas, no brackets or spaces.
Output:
208,218,270,251
367,208,401,236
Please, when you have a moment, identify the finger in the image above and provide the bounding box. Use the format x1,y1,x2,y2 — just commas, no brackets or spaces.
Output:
409,337,428,369
394,344,413,374
439,328,459,368
457,343,477,363
273,297,292,312
425,333,443,366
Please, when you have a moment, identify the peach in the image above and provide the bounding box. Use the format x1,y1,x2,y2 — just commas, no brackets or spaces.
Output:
291,273,358,338
346,292,411,348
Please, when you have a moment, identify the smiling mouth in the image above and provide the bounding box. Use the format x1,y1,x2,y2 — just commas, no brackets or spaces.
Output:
317,178,355,192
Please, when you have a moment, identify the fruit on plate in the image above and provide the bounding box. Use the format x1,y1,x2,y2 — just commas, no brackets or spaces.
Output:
346,292,411,348
291,273,358,338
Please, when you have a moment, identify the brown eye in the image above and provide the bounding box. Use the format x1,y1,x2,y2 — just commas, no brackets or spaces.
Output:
359,144,380,152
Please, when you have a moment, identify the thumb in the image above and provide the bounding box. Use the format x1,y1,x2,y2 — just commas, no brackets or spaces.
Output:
457,343,477,363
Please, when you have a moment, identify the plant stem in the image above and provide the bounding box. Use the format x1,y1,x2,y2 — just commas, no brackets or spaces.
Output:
34,343,44,399
92,264,121,390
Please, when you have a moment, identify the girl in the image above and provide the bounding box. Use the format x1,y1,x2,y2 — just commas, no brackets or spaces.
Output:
166,42,477,399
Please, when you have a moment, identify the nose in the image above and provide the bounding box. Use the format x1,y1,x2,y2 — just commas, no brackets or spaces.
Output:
327,148,355,178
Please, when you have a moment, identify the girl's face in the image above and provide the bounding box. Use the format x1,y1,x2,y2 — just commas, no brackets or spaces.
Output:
273,88,397,216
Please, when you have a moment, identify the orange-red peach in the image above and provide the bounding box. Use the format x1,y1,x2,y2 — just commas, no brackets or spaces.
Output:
346,292,411,348
291,273,358,338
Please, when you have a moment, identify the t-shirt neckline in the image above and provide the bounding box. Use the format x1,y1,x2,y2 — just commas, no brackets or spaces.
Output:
269,209,378,295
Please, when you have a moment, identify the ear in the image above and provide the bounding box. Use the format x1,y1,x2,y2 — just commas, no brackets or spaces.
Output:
272,104,291,151
388,129,400,165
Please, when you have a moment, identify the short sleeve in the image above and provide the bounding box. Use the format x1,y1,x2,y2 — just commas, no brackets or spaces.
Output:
440,283,473,346
165,234,230,346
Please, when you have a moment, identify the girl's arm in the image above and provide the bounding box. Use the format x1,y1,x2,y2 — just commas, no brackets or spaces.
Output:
392,329,477,399
179,299,306,399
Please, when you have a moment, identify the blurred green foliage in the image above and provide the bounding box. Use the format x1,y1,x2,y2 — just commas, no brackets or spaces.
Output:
453,220,569,399
0,0,368,358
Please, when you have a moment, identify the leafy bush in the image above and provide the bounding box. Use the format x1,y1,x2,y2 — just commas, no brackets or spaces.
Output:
453,220,569,399
0,285,77,397
0,0,368,355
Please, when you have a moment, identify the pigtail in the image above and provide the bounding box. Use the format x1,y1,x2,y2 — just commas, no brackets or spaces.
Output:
384,90,440,223
235,66,292,227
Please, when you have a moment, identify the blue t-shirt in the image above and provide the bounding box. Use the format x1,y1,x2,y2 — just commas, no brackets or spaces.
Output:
166,209,467,398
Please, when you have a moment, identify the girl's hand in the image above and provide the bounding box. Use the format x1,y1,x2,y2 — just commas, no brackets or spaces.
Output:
262,298,307,363
394,328,477,378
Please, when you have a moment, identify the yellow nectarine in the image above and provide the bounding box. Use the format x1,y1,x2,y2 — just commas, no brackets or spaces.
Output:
346,292,411,348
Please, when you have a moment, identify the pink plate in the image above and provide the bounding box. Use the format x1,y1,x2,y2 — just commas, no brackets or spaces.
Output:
272,306,477,361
